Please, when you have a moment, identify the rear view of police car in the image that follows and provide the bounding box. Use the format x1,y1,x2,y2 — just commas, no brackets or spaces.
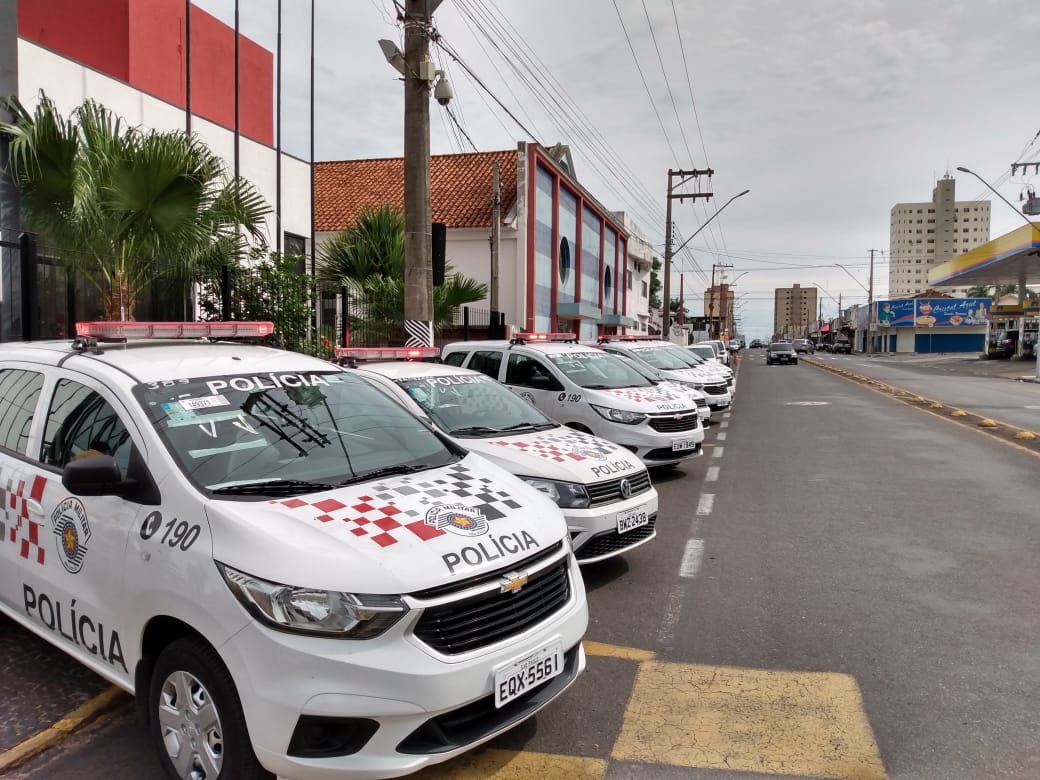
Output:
348,352,659,565
441,334,703,468
0,322,587,780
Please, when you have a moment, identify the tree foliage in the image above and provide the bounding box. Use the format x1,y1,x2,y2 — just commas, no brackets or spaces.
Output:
0,91,270,319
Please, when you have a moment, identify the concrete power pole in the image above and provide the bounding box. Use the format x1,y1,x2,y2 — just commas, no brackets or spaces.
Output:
867,248,876,353
402,0,433,347
490,161,500,331
663,168,713,339
1,0,22,342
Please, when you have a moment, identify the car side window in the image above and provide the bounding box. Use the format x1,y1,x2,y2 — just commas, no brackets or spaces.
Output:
442,351,467,367
505,355,564,391
0,369,46,455
468,350,503,379
40,380,133,477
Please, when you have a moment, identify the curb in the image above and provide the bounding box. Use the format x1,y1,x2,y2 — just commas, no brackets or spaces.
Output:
803,357,1040,456
0,686,129,774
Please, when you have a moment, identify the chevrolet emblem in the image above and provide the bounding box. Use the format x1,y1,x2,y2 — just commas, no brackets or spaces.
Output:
500,573,528,593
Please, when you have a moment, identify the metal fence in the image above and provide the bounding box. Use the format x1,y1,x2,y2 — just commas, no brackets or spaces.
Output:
9,235,500,352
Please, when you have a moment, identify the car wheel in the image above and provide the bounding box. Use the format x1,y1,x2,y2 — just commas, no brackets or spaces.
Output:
149,637,272,780
793,359,798,365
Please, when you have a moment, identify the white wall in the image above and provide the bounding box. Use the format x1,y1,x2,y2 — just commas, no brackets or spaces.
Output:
18,41,311,254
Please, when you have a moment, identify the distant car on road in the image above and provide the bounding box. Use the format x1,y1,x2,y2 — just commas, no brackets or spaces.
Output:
766,342,798,365
793,339,815,354
831,341,852,354
750,339,765,348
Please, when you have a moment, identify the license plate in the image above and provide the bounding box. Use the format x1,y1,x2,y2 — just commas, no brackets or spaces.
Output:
617,505,649,534
672,438,698,451
494,641,564,708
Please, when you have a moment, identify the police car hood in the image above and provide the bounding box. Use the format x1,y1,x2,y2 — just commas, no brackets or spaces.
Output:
207,454,566,592
466,426,646,483
592,383,694,411
657,366,725,384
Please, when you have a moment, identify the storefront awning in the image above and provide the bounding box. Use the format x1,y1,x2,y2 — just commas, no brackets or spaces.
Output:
928,223,1040,287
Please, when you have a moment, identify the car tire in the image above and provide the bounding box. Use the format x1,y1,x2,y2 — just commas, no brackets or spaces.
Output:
149,637,272,780
793,359,798,365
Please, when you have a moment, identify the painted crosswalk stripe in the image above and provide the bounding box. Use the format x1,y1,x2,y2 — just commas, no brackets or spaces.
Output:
679,539,705,578
705,466,719,482
696,494,714,516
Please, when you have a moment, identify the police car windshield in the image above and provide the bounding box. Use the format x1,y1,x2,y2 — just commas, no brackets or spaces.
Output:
629,346,696,371
547,352,652,389
136,371,457,493
394,374,556,438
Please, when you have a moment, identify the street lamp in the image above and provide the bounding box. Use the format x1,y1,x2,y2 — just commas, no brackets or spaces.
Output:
956,166,1038,232
672,189,751,257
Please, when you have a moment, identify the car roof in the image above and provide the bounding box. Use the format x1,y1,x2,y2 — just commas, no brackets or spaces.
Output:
2,340,332,383
443,340,601,355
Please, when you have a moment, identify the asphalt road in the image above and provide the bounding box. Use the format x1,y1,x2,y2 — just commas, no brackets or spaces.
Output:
6,354,1040,779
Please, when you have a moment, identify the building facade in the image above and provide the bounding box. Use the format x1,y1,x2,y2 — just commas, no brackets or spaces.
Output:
888,175,990,298
315,144,650,339
773,284,818,339
704,285,734,338
3,0,312,339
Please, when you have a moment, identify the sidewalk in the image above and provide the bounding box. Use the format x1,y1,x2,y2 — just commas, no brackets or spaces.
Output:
853,352,1040,382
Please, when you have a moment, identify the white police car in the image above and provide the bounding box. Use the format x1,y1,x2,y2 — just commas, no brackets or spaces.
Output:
610,353,712,425
0,322,587,780
596,337,733,411
440,335,703,468
344,352,660,565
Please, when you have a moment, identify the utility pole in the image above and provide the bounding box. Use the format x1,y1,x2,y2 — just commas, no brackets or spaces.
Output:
663,168,713,338
490,161,501,334
709,262,732,338
402,0,433,347
867,248,878,353
0,0,21,341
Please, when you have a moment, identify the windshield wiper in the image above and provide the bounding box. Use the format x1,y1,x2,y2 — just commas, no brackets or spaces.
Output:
449,425,503,436
211,479,337,497
500,421,556,432
336,463,434,486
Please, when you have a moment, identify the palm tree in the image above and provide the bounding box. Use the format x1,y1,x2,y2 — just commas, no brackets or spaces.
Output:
318,204,487,342
1,92,270,320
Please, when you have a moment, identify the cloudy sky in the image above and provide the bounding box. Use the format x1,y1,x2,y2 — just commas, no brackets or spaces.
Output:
198,0,1040,339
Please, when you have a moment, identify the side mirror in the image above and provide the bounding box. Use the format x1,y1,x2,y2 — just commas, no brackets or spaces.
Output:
62,455,128,497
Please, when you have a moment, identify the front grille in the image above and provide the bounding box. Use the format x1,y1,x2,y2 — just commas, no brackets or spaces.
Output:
413,559,571,655
586,470,652,507
694,397,708,408
702,383,727,396
397,644,582,755
648,413,700,433
575,515,656,561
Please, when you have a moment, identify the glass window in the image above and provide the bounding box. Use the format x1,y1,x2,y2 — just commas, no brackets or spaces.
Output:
442,351,467,367
136,371,455,492
468,351,503,379
0,369,45,455
41,380,132,476
396,373,552,437
559,187,578,304
534,165,555,332
547,351,651,389
505,354,563,391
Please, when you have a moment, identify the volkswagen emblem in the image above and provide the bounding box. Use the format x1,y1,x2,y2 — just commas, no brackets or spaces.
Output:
619,478,632,499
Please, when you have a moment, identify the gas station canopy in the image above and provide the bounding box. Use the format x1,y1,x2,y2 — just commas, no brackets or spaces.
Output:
929,224,1040,288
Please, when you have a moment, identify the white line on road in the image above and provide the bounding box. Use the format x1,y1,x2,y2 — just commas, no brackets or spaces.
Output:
712,446,724,458
696,494,715,515
723,412,732,419
716,432,727,441
657,583,685,644
706,466,720,482
679,539,705,578
720,421,729,428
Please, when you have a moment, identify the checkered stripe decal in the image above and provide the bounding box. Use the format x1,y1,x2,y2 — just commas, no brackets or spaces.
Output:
1,471,48,565
489,429,620,462
271,464,523,549
604,387,679,404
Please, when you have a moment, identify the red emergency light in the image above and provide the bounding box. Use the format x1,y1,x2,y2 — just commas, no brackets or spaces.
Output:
75,321,275,339
334,347,440,361
512,332,578,343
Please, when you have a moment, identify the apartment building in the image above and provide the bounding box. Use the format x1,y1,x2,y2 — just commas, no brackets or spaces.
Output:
774,284,818,339
888,175,990,298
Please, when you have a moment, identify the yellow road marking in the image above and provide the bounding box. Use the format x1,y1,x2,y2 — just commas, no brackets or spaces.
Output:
414,749,607,779
0,686,128,773
613,662,887,779
583,641,656,661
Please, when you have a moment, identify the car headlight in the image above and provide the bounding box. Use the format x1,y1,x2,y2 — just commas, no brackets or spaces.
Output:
218,563,408,638
590,404,647,425
521,477,591,509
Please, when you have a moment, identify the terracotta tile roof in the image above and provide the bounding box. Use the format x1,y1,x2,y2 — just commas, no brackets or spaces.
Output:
315,150,518,232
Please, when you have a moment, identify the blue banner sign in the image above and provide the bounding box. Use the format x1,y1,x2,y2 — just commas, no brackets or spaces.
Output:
876,299,915,327
876,298,991,328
